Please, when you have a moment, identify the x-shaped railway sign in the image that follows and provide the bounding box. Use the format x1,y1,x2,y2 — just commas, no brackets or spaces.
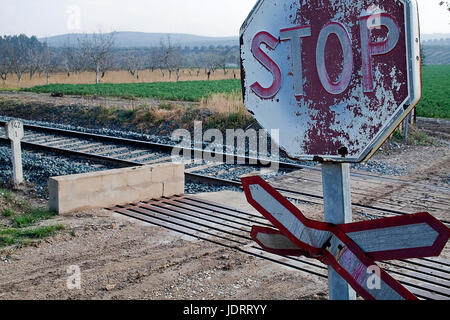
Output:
241,176,450,300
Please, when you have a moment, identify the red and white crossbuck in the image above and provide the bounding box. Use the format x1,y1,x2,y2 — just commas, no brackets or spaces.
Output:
242,176,450,300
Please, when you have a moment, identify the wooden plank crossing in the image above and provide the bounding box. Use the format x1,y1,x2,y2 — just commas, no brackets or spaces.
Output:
109,195,450,300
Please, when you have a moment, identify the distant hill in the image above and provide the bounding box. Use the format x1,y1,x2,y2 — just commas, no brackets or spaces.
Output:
422,38,450,47
40,31,239,48
421,33,450,42
42,31,449,48
40,31,450,65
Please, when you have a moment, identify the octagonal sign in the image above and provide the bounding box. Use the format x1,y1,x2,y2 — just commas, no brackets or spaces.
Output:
240,0,421,162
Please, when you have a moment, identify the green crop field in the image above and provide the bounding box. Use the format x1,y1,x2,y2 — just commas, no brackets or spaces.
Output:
22,65,449,119
415,65,450,119
22,79,242,102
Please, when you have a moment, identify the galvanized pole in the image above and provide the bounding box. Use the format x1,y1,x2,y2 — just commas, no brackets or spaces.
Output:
322,163,356,300
403,114,411,140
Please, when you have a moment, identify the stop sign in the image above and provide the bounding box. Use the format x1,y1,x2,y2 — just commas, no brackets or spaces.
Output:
240,0,421,162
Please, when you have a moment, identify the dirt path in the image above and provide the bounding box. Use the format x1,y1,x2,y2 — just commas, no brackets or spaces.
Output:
0,207,327,300
0,90,196,110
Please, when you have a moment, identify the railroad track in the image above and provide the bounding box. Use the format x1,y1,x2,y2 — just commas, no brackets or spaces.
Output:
0,120,448,224
0,120,449,299
0,120,294,187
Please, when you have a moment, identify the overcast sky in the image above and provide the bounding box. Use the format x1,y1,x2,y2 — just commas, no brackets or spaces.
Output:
0,0,449,38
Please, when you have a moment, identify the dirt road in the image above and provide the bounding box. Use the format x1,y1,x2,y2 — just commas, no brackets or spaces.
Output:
0,205,328,300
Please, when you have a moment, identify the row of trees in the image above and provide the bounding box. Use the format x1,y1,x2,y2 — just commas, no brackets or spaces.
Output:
116,42,240,81
0,33,240,84
0,35,56,83
0,33,115,84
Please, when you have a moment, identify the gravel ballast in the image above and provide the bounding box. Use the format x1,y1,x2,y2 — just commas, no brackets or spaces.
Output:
0,145,112,196
0,116,411,197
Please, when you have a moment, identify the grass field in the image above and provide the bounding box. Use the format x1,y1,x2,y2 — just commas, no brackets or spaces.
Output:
415,65,450,119
22,79,242,102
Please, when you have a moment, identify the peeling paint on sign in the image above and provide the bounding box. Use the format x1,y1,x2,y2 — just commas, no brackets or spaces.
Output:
240,0,421,162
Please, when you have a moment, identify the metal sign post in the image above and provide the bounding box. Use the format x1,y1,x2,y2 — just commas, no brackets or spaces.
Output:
321,163,355,300
5,120,24,187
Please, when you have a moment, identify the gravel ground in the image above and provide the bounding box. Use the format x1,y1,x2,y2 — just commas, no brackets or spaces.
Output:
0,145,112,196
194,163,293,181
351,160,408,176
184,182,241,195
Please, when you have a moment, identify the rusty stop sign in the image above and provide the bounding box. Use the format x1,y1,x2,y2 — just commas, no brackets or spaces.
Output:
240,0,421,162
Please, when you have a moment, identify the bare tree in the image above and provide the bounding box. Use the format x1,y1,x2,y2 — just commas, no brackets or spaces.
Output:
0,37,11,83
159,36,182,80
26,36,42,80
79,32,116,84
60,40,83,77
39,42,58,84
146,47,160,73
6,35,29,82
201,54,220,80
61,46,74,77
98,52,115,79
126,54,142,79
0,35,48,82
217,56,229,75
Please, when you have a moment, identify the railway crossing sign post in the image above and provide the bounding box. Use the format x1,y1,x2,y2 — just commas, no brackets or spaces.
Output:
321,163,355,299
5,120,24,187
240,0,423,300
242,176,450,300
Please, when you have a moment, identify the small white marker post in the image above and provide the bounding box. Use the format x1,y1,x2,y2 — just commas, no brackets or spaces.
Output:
5,120,25,187
321,163,356,300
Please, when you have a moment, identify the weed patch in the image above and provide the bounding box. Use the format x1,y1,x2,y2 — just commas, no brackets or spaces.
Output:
391,128,438,146
0,190,63,248
0,225,64,247
11,208,57,228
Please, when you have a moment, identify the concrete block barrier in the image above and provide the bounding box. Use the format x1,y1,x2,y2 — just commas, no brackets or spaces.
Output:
48,163,185,214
